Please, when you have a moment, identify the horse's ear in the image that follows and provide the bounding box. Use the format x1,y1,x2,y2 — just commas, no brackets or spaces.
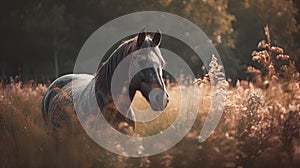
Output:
152,29,162,46
137,28,146,47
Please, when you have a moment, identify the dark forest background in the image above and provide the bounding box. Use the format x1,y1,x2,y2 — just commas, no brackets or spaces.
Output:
1,0,300,82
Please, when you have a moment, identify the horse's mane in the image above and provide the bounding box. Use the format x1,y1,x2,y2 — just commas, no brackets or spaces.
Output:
94,38,134,92
94,35,165,93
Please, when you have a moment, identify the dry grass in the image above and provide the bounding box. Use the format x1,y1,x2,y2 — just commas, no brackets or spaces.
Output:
0,74,299,167
1,26,299,167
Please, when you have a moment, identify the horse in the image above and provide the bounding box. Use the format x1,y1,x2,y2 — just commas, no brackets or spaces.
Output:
42,30,169,133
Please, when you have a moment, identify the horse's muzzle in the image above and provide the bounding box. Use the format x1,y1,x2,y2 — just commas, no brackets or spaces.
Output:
148,88,169,111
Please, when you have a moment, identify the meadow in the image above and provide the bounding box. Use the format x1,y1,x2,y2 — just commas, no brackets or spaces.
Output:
1,27,300,168
0,68,299,168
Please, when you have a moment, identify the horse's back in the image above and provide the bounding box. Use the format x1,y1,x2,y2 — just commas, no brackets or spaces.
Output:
42,74,93,125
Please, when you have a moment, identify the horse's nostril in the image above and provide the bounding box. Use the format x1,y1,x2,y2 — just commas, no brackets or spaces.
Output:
155,94,161,102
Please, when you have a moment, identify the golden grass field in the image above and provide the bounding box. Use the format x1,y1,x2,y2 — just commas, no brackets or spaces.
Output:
1,27,299,167
0,76,299,167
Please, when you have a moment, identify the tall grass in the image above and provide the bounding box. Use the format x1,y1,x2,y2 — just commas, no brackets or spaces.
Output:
1,26,300,167
0,74,299,167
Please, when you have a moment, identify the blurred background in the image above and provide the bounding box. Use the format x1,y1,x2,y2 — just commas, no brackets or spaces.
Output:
1,0,299,82
1,1,300,167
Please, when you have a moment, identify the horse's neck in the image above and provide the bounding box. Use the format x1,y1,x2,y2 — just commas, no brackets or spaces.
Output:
93,77,112,110
90,54,137,129
93,53,135,110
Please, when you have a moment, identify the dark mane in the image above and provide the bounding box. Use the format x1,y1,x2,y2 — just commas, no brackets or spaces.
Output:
94,38,134,93
94,36,165,92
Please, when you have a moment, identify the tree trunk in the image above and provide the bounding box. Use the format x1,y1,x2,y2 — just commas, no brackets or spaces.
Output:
53,29,59,78
1,63,5,80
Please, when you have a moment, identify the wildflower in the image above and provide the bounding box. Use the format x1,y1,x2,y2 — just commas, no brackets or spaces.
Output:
160,154,173,168
276,54,289,60
247,90,264,115
247,66,261,74
140,157,151,168
257,40,267,48
208,54,227,86
271,46,284,54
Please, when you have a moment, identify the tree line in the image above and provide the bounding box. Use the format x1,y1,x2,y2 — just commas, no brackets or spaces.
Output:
0,0,299,82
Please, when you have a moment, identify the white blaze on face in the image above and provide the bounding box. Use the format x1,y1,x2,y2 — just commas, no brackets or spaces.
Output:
129,47,168,111
147,49,168,111
129,48,162,80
